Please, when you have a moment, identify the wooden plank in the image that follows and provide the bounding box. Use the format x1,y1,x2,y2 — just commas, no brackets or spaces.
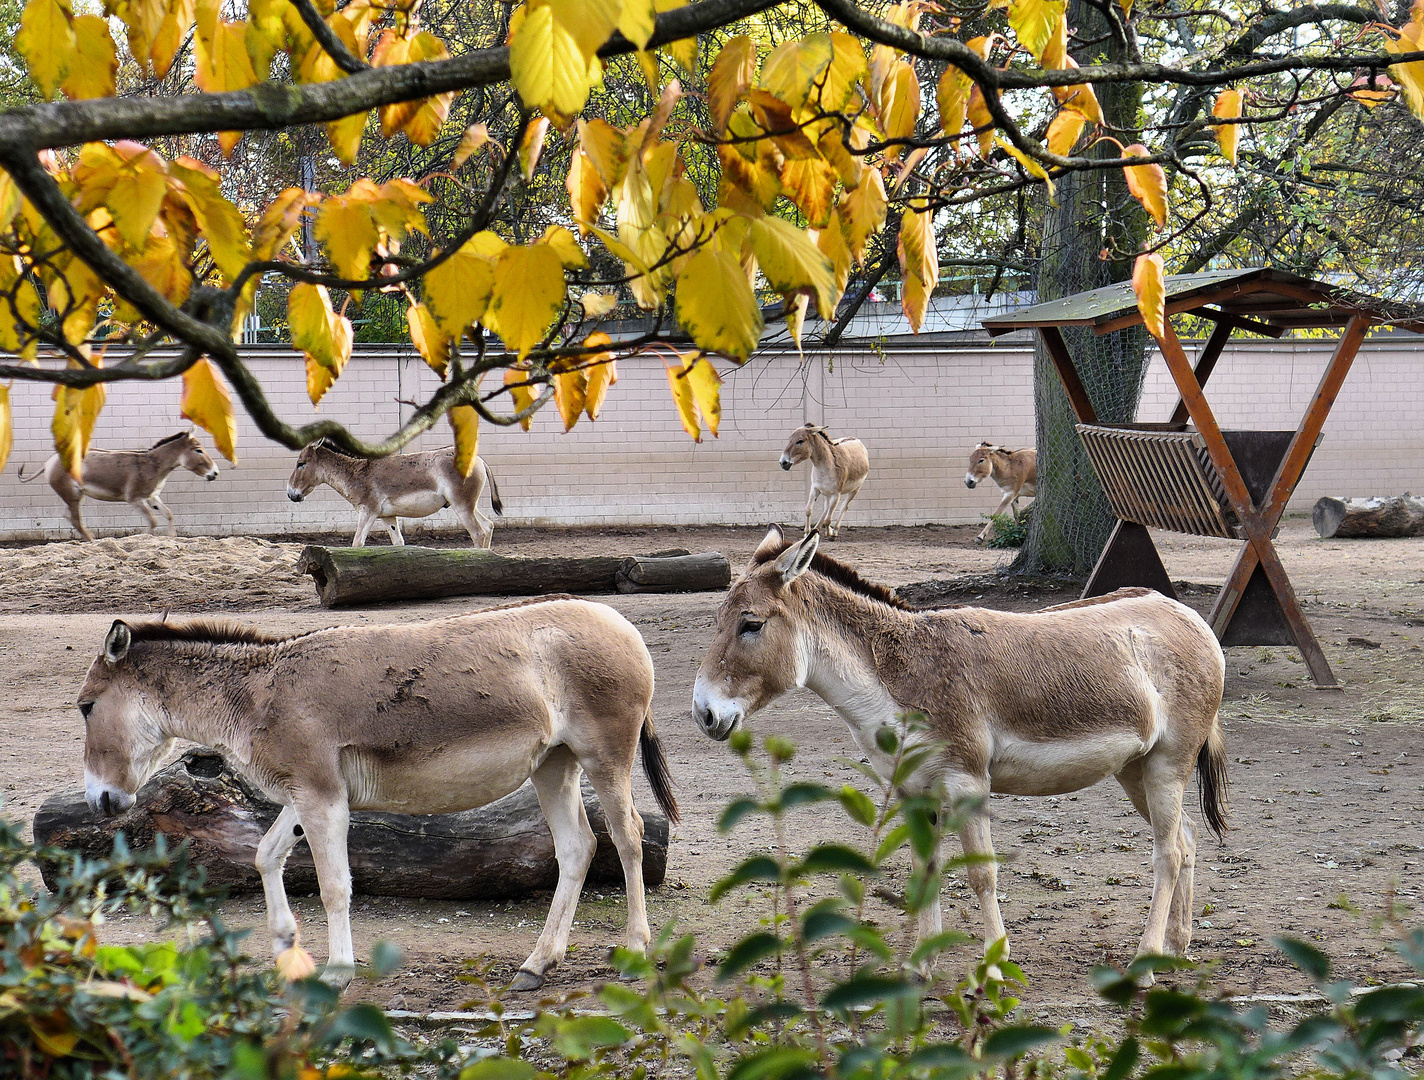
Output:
1168,320,1234,427
1091,280,1269,334
1189,308,1287,338
1037,326,1097,424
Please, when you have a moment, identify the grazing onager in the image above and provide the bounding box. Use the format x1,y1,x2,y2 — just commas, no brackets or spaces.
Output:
18,432,219,541
964,443,1036,543
78,601,679,990
778,424,870,539
692,527,1228,972
286,442,503,547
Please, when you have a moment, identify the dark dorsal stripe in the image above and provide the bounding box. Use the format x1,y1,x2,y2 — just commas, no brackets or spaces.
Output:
149,432,191,450
753,539,910,610
125,619,306,647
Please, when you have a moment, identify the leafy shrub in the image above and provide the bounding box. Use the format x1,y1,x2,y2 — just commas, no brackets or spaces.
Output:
985,508,1031,549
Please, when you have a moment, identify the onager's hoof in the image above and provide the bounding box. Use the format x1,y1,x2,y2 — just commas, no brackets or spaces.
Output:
321,963,356,989
510,968,546,992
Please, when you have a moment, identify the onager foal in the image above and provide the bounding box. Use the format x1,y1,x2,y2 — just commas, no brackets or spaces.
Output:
779,424,870,539
19,432,219,540
286,441,503,547
964,443,1036,543
79,601,679,990
693,528,1228,974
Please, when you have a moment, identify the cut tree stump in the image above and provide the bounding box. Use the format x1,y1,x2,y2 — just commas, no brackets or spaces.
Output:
616,553,732,594
32,749,668,899
294,546,727,607
1312,495,1424,539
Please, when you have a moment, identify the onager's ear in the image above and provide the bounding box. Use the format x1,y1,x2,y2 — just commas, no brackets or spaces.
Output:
773,531,820,586
750,525,784,566
104,620,132,665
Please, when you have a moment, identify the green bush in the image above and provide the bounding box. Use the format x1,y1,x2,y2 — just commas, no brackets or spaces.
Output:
4,726,1422,1079
984,508,1030,549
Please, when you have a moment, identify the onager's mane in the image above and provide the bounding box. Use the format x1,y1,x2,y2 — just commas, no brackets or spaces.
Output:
752,539,910,610
149,432,191,450
124,619,304,647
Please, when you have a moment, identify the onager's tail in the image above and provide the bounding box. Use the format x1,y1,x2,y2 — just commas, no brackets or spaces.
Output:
1196,720,1230,840
639,708,679,824
486,465,503,517
16,464,43,483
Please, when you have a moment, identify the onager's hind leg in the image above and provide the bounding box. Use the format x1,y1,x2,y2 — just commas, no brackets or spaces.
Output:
64,497,94,541
455,503,495,547
256,804,304,958
150,496,177,536
352,507,378,546
827,485,862,538
950,779,1007,966
294,794,356,986
383,517,405,545
1116,758,1197,958
582,756,651,962
1135,758,1188,963
514,747,596,991
816,493,842,537
128,496,162,534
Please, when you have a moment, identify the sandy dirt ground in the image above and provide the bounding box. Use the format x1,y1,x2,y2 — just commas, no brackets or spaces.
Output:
1,519,1421,1020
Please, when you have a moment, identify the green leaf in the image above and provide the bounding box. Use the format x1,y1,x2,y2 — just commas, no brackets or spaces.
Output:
874,823,911,863
981,1025,1062,1059
802,909,857,943
1354,984,1424,1023
874,725,899,753
904,800,938,860
718,797,761,833
1273,935,1331,983
709,855,780,902
717,931,781,980
909,930,972,967
460,1059,537,1080
726,1046,818,1080
838,785,877,826
552,1016,631,1060
727,1001,803,1038
777,782,834,809
368,939,403,978
1101,1037,1139,1080
323,1003,398,1054
822,973,919,1012
794,844,878,877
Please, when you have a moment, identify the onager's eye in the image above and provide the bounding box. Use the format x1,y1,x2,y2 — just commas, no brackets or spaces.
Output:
78,701,94,720
738,617,765,637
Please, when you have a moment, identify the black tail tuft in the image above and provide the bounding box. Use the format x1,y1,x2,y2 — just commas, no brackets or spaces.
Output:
486,465,503,516
639,710,679,825
1197,723,1230,841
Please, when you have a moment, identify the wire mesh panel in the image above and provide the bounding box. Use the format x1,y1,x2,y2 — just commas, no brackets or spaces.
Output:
1075,425,1239,538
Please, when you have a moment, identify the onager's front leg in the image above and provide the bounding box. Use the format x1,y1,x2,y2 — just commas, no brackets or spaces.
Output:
352,506,378,547
129,496,162,534
150,496,178,536
256,805,304,958
295,795,356,986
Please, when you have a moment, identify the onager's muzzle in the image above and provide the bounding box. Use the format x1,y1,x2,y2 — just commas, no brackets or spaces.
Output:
691,674,745,741
287,487,305,502
84,773,136,818
205,468,220,481
779,458,792,471
964,473,979,489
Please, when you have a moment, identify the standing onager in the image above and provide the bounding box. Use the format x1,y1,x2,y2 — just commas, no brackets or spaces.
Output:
78,600,679,990
778,424,870,539
964,442,1036,543
692,527,1227,971
18,432,220,541
286,442,503,547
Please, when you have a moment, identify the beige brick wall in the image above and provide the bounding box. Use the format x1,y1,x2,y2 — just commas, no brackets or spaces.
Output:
1,336,1418,539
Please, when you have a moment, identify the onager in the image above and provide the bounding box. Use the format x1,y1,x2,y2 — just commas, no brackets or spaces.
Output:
18,432,219,540
78,601,679,990
286,441,503,547
778,424,870,539
964,443,1036,543
693,527,1228,973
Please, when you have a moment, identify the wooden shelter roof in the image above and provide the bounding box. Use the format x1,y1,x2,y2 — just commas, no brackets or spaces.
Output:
981,267,1424,337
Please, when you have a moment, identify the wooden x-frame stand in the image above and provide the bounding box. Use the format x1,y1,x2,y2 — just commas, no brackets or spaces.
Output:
1035,310,1371,689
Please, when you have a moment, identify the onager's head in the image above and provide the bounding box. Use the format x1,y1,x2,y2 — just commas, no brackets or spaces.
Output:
176,433,220,481
286,443,332,502
692,526,820,740
964,442,1001,489
78,620,175,817
779,425,825,471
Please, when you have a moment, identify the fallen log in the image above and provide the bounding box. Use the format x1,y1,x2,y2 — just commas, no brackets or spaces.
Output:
616,552,732,594
32,749,668,899
294,545,724,607
1312,495,1424,539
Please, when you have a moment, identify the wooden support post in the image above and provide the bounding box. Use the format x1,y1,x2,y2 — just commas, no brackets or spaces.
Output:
1168,320,1233,428
1038,326,1097,424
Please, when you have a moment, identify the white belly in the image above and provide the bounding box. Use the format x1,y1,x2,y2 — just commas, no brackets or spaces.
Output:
379,491,447,518
988,731,1146,796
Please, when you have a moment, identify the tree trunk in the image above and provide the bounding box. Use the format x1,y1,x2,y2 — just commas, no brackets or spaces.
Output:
296,545,718,606
616,553,732,593
1015,2,1154,577
1312,495,1424,538
32,749,669,899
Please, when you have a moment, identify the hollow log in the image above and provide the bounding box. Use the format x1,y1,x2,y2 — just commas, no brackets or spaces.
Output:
1312,495,1424,539
294,546,720,607
616,553,732,594
32,749,668,899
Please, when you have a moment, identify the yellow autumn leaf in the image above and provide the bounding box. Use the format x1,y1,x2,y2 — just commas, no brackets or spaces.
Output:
252,187,313,262
937,65,971,138
618,0,655,49
51,382,103,481
582,331,616,419
578,118,628,188
1045,108,1086,156
509,3,596,117
816,32,866,113
181,357,238,463
0,258,40,359
759,35,832,111
519,115,550,180
1008,0,1065,63
407,302,450,378
288,282,337,368
325,110,369,166
552,364,587,431
0,384,11,474
675,246,763,361
567,150,607,232
452,123,491,169
840,166,887,265
276,943,317,981
816,208,852,311
424,248,495,339
18,0,76,99
1388,13,1424,120
195,19,258,93
897,201,938,332
682,353,721,437
306,353,337,406
1122,143,1168,227
967,84,995,156
170,158,251,280
877,61,919,157
398,33,456,146
779,158,836,228
503,367,536,431
994,135,1055,201
487,243,566,359
708,35,756,135
748,215,837,320
665,354,700,441
316,198,378,282
581,291,618,317
63,15,117,99
548,0,621,58
1132,251,1166,340
106,163,168,251
1211,88,1243,165
449,404,479,476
